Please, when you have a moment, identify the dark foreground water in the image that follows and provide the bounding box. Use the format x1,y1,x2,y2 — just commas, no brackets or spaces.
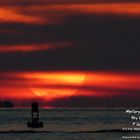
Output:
0,108,139,140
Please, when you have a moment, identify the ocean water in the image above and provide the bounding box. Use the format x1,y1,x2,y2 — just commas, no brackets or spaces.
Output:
0,108,139,140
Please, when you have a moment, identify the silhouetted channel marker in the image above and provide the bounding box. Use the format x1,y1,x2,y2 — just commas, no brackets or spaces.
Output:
27,101,43,128
0,129,139,134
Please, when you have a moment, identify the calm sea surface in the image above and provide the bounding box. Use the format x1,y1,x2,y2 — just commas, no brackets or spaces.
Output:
0,108,139,140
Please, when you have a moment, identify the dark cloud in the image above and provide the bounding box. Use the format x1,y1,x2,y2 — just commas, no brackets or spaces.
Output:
1,91,140,107
47,96,107,107
47,95,140,108
3,94,140,107
0,14,139,71
0,41,139,71
0,0,140,7
0,14,140,45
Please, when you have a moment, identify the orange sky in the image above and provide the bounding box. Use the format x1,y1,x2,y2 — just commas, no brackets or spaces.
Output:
0,71,139,101
0,0,140,107
1,2,140,24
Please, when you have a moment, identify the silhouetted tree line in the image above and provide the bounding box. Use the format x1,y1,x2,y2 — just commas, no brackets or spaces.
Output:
0,101,14,108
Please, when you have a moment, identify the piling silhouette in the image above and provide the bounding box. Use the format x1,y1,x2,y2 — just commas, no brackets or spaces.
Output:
27,101,43,128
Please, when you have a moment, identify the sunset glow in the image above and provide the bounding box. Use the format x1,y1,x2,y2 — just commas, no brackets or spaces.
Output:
0,2,140,26
34,3,140,16
0,8,44,24
0,71,139,101
0,43,68,52
24,72,86,100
